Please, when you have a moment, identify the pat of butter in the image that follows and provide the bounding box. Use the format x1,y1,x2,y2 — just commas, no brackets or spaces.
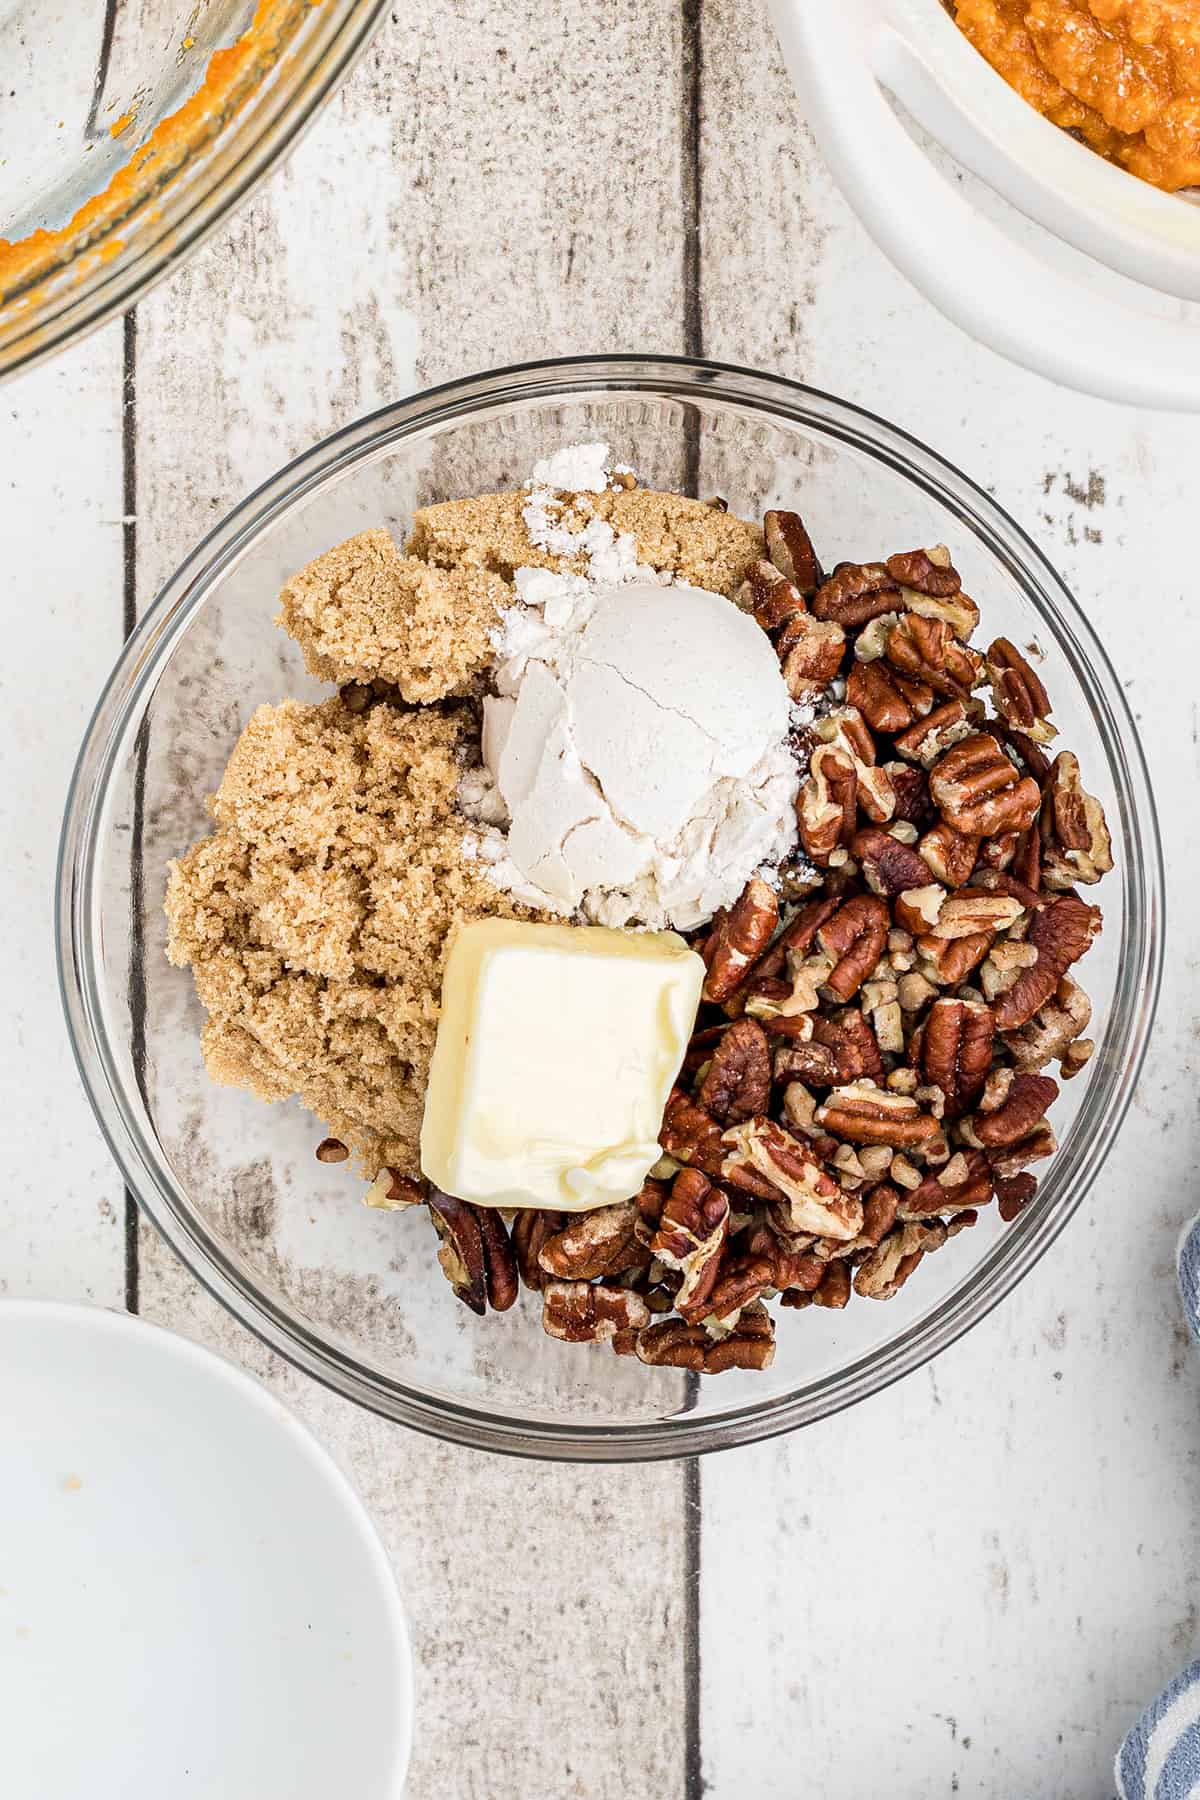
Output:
420,918,704,1211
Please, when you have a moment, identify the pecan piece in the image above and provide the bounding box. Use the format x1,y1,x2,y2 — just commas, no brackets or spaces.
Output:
636,1302,776,1373
737,557,807,632
428,1190,518,1315
987,1120,1057,1179
929,733,1042,837
927,888,1024,940
542,1281,650,1343
846,659,934,734
985,638,1055,743
699,1017,773,1123
701,877,779,1003
773,1009,883,1088
816,894,890,1000
363,1168,426,1210
853,1219,948,1300
816,1083,940,1147
886,613,983,700
780,615,846,701
1040,751,1114,890
916,929,994,987
538,1201,643,1281
920,997,994,1116
970,1073,1059,1147
511,1208,567,1290
764,508,822,593
701,1253,775,1325
812,562,899,627
897,1150,993,1220
651,1170,731,1321
740,892,843,989
886,546,962,599
797,744,858,865
894,698,982,769
721,1117,863,1240
1003,974,1092,1069
993,896,1101,1031
995,1172,1038,1222
887,763,936,828
918,819,981,888
852,827,932,899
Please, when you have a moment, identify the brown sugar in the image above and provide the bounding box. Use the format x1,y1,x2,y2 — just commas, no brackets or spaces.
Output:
166,480,764,1177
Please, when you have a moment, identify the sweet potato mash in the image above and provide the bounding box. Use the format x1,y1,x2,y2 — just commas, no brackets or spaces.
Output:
952,1,1200,190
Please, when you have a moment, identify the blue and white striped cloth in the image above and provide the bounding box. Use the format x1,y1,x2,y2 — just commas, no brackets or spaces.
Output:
1113,1217,1200,1799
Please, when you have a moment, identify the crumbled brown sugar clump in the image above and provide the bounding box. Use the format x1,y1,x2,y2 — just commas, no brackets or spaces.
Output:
165,698,522,1175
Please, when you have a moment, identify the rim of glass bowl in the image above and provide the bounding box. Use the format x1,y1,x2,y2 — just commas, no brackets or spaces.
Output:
56,355,1164,1462
0,0,389,382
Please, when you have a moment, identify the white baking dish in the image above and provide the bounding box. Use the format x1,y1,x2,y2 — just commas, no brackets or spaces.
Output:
769,0,1200,410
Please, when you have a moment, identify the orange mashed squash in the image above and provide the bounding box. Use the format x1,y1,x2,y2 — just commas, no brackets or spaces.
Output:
952,0,1200,190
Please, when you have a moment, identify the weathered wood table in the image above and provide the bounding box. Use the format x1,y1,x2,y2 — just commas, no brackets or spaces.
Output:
5,6,1198,1794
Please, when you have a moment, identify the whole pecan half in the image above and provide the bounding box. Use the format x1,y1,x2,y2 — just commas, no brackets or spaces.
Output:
895,698,982,769
702,1252,776,1325
542,1280,650,1343
1040,751,1114,890
765,508,822,593
797,744,858,865
815,1083,940,1147
701,877,779,1003
971,1073,1059,1147
538,1201,643,1281
916,928,994,987
721,1117,863,1240
886,546,962,598
511,1208,568,1290
698,1017,773,1123
885,613,983,700
985,638,1055,743
651,1169,731,1321
428,1190,518,1314
929,733,1042,837
993,896,1101,1031
896,1150,993,1219
927,888,1024,941
738,557,807,631
816,894,890,1000
986,1119,1057,1180
920,996,994,1116
780,615,847,701
635,1301,776,1373
852,826,933,899
847,659,934,734
812,562,899,627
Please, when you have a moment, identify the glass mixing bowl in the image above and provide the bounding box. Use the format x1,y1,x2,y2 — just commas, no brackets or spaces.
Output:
0,0,387,379
57,356,1163,1460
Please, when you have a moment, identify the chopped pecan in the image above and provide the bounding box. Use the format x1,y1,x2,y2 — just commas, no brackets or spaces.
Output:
815,1083,940,1147
1040,752,1114,890
987,1120,1057,1179
895,698,983,768
985,638,1055,743
927,888,1024,940
538,1201,643,1281
995,1172,1038,1222
797,745,858,865
929,733,1042,837
738,557,807,631
542,1281,650,1343
916,929,993,987
993,897,1101,1031
741,893,843,988
780,616,846,701
853,1219,948,1299
721,1117,863,1240
814,708,896,822
920,997,994,1116
1002,725,1053,783
885,613,983,700
812,562,899,627
918,818,980,887
894,883,947,935
701,1253,775,1325
772,1009,883,1088
816,894,890,1000
743,1225,825,1294
1060,1037,1094,1079
886,546,962,598
847,659,934,734
887,763,936,828
651,1169,731,1320
980,938,1039,1002
896,1150,993,1219
511,1208,567,1290
811,1260,853,1309
1004,974,1092,1070
971,1073,1059,1147
363,1168,426,1210
699,1017,773,1123
765,508,822,593
428,1190,518,1315
852,827,933,899
701,877,779,1002
635,1302,776,1373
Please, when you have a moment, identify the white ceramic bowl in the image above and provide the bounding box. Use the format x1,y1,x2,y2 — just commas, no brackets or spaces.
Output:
770,0,1200,410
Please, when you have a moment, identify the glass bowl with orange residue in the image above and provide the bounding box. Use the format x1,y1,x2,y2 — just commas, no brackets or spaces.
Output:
0,0,388,380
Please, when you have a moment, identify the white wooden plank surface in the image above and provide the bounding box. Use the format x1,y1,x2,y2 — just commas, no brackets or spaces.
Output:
128,9,694,1797
0,324,126,1305
2,3,1198,1796
697,8,1200,1796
